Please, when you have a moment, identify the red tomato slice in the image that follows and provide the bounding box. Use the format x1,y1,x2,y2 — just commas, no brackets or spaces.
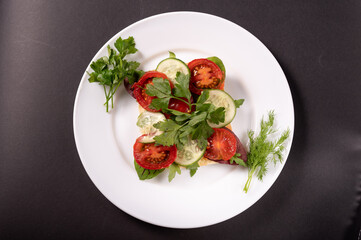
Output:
168,97,191,113
133,135,177,170
133,71,170,112
204,128,237,161
188,59,224,95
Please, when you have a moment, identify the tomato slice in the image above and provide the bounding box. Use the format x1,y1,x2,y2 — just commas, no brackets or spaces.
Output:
133,135,177,170
204,128,237,161
133,71,170,112
168,97,192,113
188,59,224,95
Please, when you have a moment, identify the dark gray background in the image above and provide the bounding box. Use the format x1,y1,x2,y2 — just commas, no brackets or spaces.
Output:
1,1,361,239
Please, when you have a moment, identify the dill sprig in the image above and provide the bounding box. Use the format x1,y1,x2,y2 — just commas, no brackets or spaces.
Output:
244,111,290,193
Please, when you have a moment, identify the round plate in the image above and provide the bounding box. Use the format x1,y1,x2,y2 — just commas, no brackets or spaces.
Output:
73,12,294,228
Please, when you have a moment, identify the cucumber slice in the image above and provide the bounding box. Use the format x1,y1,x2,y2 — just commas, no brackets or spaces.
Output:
136,111,166,142
156,58,190,84
205,89,237,128
175,138,205,166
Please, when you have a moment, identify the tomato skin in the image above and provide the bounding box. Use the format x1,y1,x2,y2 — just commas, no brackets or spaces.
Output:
188,59,224,95
208,127,248,165
133,71,170,112
204,128,237,161
168,97,192,113
133,135,177,170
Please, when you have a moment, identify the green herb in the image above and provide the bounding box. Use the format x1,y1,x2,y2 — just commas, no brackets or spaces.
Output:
168,51,176,58
243,111,290,193
168,163,182,182
229,153,247,167
186,161,200,177
88,36,144,112
234,99,245,108
134,160,165,180
153,96,225,151
146,72,192,111
146,72,226,151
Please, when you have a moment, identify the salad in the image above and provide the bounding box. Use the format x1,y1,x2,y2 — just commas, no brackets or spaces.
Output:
88,36,290,192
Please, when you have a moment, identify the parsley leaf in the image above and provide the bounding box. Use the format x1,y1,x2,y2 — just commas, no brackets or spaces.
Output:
114,36,137,58
88,36,143,112
234,99,245,108
153,120,182,146
208,107,226,124
173,72,192,101
145,78,172,98
149,97,170,110
151,85,225,151
186,162,200,177
145,73,192,113
229,153,247,167
168,163,181,182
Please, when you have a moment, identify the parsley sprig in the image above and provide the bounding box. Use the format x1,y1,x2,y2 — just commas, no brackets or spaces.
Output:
88,36,144,112
242,111,290,193
147,72,228,150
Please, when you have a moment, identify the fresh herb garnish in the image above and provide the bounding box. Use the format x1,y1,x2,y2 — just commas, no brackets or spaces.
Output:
88,36,144,112
168,163,181,182
146,72,226,150
234,99,245,108
146,72,193,111
186,161,200,177
243,111,290,193
229,153,247,167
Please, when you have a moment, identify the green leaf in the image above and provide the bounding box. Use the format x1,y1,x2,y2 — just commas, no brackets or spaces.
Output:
149,97,170,110
168,163,181,182
197,90,209,104
114,36,137,59
208,107,225,124
134,160,165,180
192,121,214,148
153,119,180,131
166,109,190,116
153,120,182,146
186,162,200,177
195,103,213,112
175,114,192,122
229,153,247,167
188,112,207,126
88,72,99,83
173,72,191,100
90,57,108,73
169,51,176,58
145,78,171,98
234,99,245,108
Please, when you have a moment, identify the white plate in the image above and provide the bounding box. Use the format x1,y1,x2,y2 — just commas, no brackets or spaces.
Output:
73,12,294,228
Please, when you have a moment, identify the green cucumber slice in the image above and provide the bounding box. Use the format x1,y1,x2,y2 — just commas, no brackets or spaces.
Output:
136,111,166,143
156,57,190,84
175,138,205,166
205,89,237,128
